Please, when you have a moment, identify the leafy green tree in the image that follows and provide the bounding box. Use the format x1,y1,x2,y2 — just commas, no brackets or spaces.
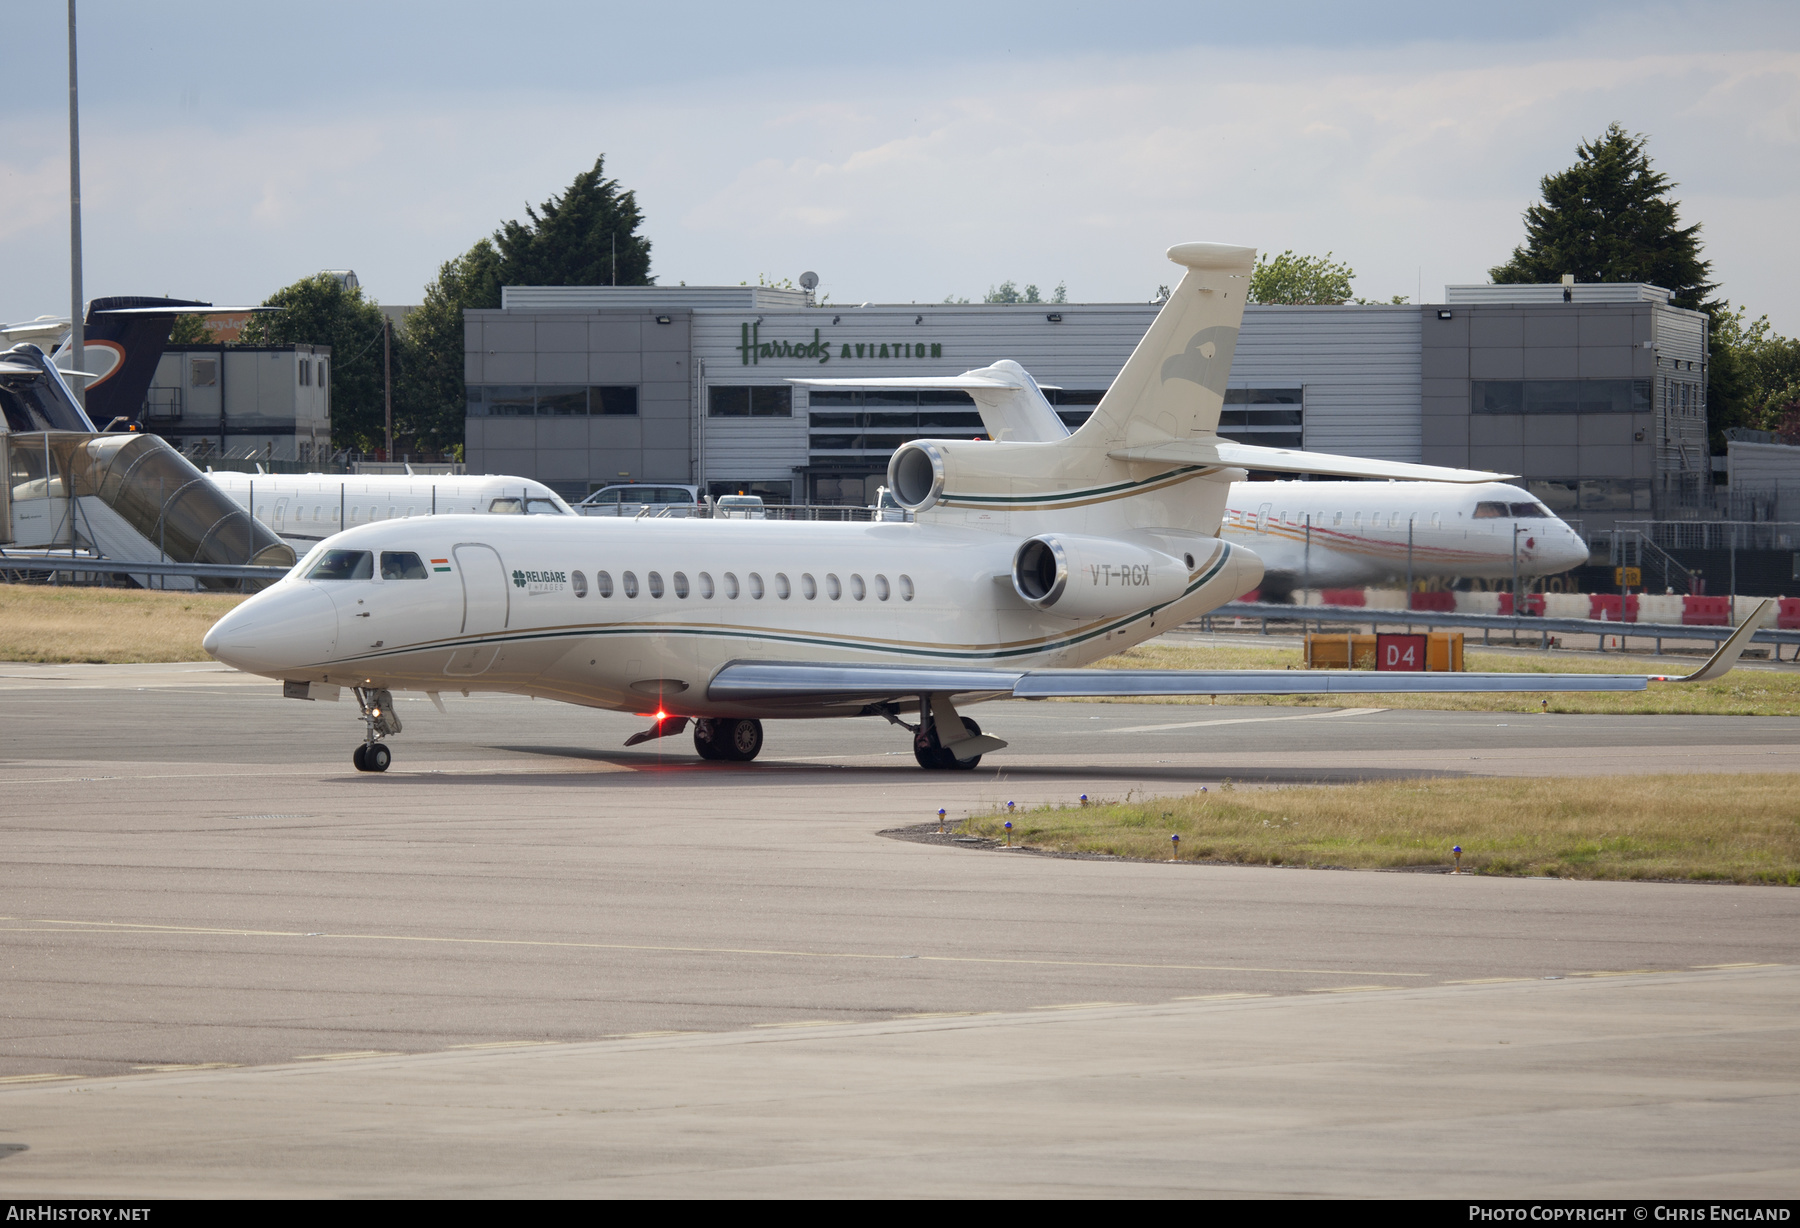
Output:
1248,251,1355,305
1490,123,1714,308
167,313,213,344
398,156,653,457
238,274,388,453
1713,308,1800,435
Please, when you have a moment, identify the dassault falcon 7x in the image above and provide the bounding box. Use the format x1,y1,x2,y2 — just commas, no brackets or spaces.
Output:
202,242,1766,773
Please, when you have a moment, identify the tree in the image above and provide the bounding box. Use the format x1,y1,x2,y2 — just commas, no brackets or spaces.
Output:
1248,251,1355,305
168,313,213,344
1490,124,1714,309
1713,308,1800,438
398,156,653,457
238,273,388,453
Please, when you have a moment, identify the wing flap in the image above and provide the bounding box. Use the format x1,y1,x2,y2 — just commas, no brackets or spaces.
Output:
1013,669,1646,697
707,660,1024,704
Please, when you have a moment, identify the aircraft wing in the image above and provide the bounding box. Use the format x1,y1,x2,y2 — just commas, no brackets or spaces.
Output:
707,602,1771,704
1107,436,1509,483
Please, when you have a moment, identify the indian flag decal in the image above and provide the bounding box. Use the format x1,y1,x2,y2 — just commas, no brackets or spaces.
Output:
431,558,451,573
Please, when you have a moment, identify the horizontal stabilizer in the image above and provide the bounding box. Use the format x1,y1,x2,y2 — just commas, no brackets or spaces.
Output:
1107,436,1509,483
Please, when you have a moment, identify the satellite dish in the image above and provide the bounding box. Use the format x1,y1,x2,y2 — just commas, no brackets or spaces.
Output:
799,271,819,291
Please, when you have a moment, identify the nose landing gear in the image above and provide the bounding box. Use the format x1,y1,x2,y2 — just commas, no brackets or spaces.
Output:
352,687,400,773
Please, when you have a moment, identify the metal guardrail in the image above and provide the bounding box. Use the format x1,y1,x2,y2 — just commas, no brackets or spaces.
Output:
0,552,290,581
1197,601,1800,652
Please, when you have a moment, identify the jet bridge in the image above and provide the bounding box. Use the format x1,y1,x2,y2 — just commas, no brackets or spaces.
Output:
2,343,293,588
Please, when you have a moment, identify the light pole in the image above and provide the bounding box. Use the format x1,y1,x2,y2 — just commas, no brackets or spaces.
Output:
383,316,393,463
1512,522,1523,620
1406,516,1415,606
67,0,84,409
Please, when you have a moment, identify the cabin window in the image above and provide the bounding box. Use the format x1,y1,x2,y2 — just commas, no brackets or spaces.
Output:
1510,501,1552,518
800,573,817,600
647,571,665,598
406,506,415,518
350,506,360,522
850,574,866,601
1333,512,1342,526
306,549,372,581
825,574,842,601
1472,501,1508,519
698,572,715,599
1352,513,1362,529
623,571,640,597
875,574,890,601
774,573,792,600
899,574,915,601
673,572,690,599
489,497,523,514
748,572,764,599
571,570,588,598
596,570,614,597
313,506,322,522
723,572,740,599
1431,513,1442,529
332,508,340,523
380,552,429,581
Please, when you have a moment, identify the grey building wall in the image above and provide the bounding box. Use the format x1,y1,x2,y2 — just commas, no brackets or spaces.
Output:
464,309,693,496
1418,301,1704,528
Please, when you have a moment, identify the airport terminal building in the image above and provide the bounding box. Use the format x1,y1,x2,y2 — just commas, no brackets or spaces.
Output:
463,281,1709,529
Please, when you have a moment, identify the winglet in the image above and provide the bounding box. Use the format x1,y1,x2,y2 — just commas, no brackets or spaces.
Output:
1654,599,1774,683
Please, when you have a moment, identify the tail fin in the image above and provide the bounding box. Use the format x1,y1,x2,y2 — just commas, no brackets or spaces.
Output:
78,297,212,427
1072,243,1255,450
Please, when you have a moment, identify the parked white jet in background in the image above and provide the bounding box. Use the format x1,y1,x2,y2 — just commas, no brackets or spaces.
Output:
1222,481,1589,597
206,471,573,548
203,241,1762,774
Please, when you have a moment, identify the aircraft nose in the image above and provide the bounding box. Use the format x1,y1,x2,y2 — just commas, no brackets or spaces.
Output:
204,583,337,676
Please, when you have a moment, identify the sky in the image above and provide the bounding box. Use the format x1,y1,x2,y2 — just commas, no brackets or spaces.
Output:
4,1,1799,331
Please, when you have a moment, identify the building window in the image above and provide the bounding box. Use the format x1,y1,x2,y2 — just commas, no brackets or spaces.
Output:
709,385,792,417
464,385,639,416
1473,380,1652,414
1220,388,1304,448
190,358,217,388
705,480,792,505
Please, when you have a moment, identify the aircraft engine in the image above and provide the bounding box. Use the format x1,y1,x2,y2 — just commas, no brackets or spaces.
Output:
1011,534,1191,618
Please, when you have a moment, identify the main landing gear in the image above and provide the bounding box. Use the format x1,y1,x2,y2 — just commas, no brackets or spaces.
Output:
693,717,764,762
352,687,400,773
876,692,1007,771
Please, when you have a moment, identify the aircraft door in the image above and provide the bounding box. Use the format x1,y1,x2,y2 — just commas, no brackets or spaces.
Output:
446,543,508,677
455,544,509,633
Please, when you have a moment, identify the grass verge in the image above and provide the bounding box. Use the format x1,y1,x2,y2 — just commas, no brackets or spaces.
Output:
1084,641,1800,716
962,774,1800,885
0,584,245,663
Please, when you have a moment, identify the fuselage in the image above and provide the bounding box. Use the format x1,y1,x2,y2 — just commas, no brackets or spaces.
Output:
203,512,1259,719
1222,480,1588,593
205,472,573,547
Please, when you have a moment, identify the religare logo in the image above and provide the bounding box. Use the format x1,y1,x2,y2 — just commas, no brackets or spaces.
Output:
737,322,943,366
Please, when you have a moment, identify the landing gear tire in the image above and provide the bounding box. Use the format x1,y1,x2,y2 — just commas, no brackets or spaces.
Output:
352,744,367,771
366,743,391,772
695,717,763,762
914,717,983,771
693,719,727,760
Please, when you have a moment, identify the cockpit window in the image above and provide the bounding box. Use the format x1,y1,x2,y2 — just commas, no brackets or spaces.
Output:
1509,501,1552,518
1472,501,1508,519
525,498,565,515
380,551,430,580
488,497,523,514
306,549,373,580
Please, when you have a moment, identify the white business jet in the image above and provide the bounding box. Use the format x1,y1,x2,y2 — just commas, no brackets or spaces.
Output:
793,362,1589,596
202,242,1763,773
205,471,573,549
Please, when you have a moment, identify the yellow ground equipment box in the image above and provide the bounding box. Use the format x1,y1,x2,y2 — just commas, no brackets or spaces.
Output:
1304,631,1464,671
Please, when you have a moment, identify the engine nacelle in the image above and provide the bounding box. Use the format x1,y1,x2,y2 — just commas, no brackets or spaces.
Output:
1011,534,1192,617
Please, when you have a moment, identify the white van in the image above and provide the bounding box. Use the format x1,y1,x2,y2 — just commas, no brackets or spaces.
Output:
578,483,701,517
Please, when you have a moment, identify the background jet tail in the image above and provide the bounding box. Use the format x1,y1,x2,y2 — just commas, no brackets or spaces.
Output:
52,297,212,428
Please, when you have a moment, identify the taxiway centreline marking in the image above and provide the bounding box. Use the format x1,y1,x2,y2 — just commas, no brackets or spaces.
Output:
1102,708,1388,735
13,918,1430,978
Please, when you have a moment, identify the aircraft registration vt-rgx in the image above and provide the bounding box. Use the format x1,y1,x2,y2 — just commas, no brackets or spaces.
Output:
204,242,1768,773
